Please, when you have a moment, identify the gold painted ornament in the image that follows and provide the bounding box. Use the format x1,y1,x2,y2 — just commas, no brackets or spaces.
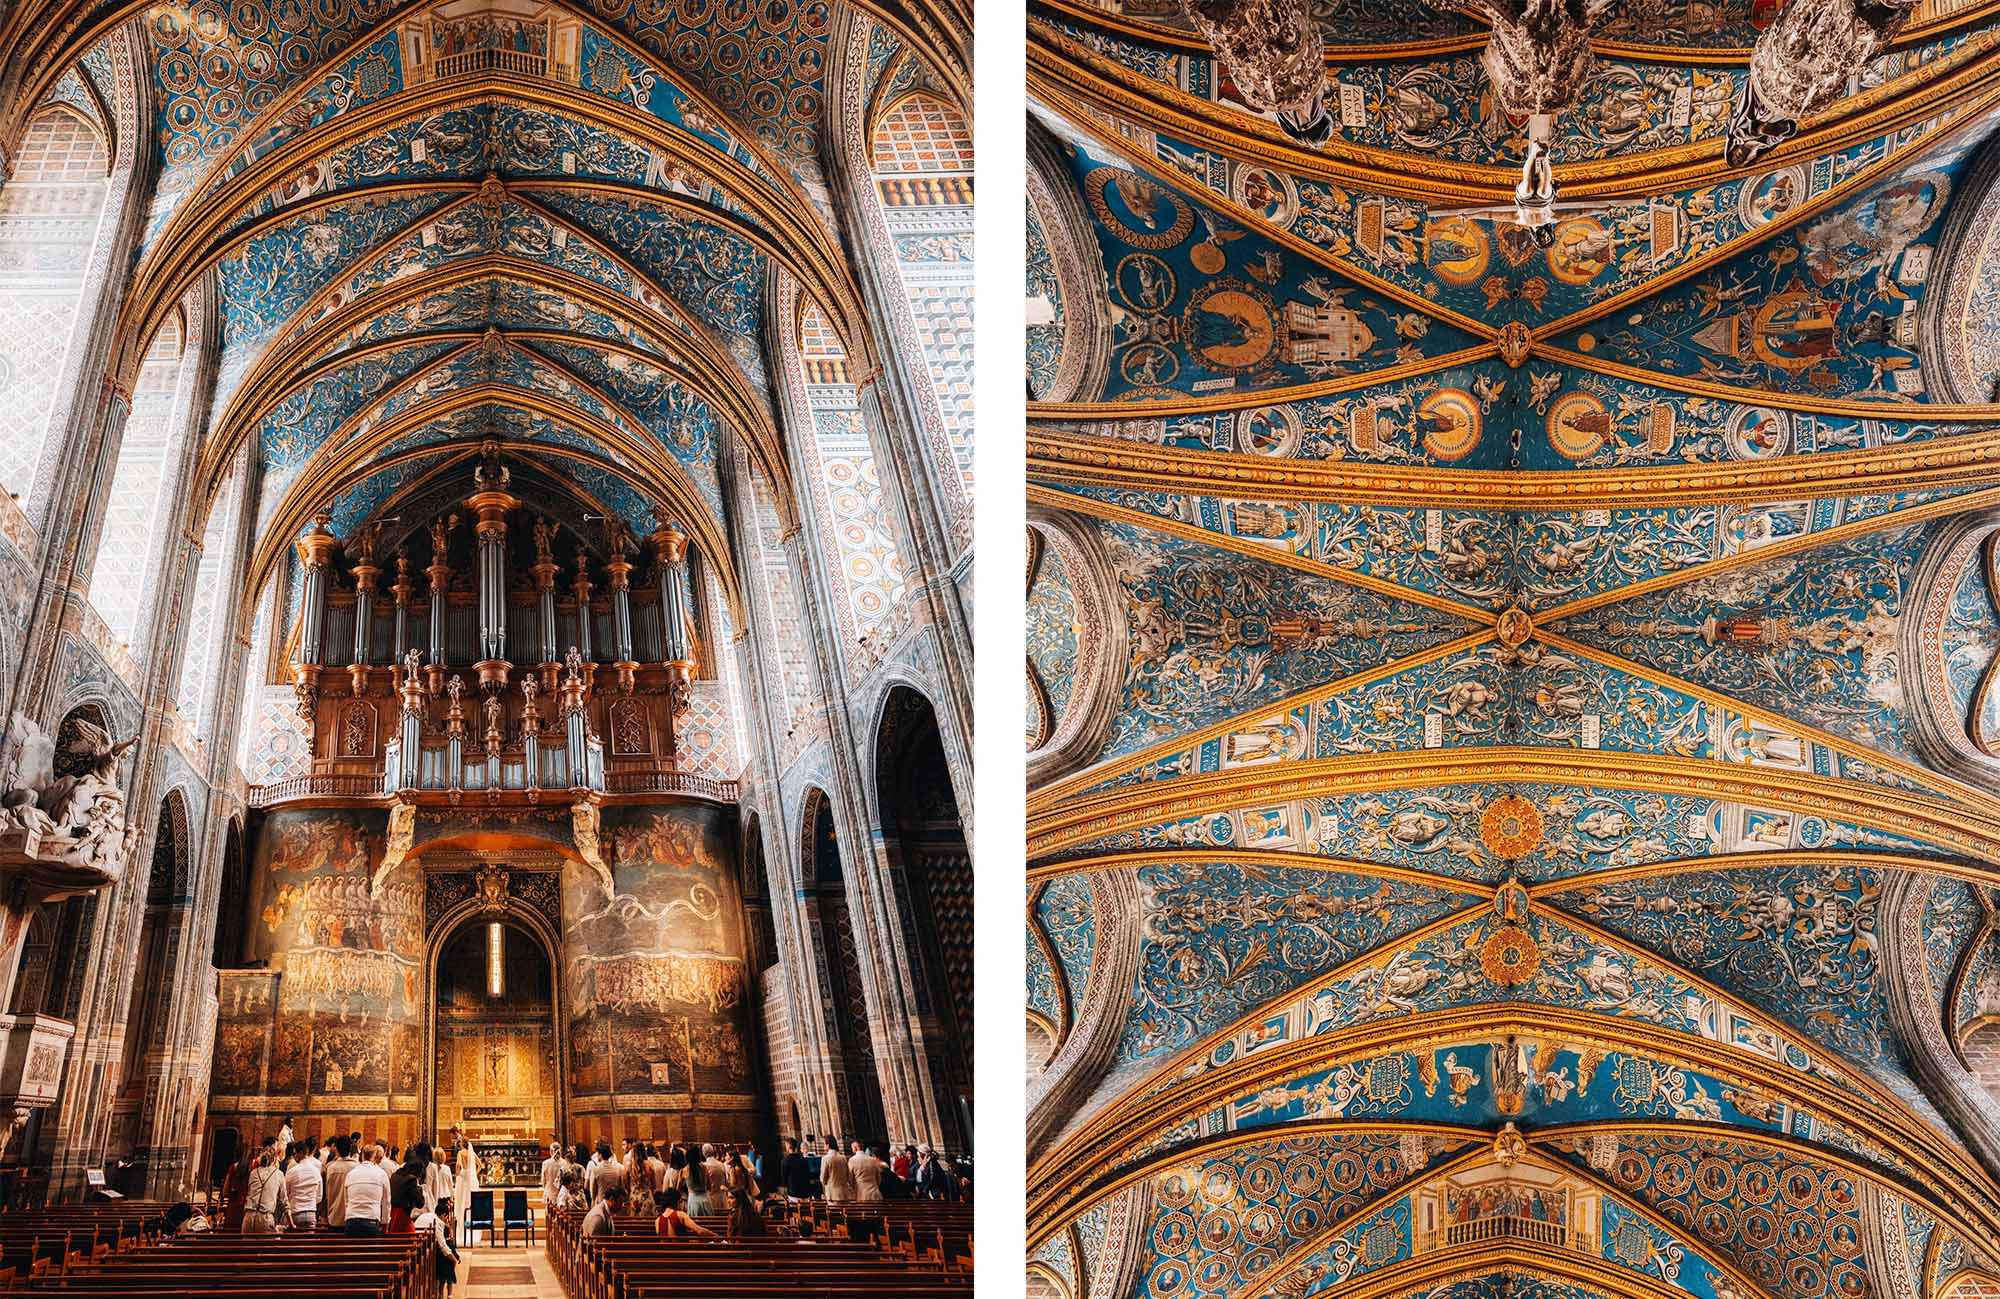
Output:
1480,792,1543,858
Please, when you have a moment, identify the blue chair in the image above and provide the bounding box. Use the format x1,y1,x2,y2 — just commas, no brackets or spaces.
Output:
500,1188,533,1247
463,1190,493,1247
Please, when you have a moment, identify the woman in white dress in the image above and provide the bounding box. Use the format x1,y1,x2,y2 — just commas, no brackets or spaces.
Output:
452,1127,481,1243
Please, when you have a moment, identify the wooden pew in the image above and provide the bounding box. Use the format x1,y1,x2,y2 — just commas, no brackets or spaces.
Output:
545,1200,973,1299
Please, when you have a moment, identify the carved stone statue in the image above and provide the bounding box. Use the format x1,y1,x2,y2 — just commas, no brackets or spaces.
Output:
1181,0,1331,142
521,674,540,711
430,513,458,557
0,713,138,883
446,674,466,711
564,646,585,683
402,646,423,683
483,693,504,736
1730,0,1916,166
532,519,554,566
1466,0,1613,118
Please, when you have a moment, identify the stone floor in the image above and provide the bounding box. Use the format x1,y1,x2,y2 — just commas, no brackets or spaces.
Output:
454,1237,560,1298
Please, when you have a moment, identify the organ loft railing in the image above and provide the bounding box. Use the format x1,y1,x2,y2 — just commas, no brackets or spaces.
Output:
272,444,727,809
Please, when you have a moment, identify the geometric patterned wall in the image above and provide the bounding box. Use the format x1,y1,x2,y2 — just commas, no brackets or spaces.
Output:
89,314,184,653
786,300,910,677
0,108,109,513
871,94,974,535
236,580,310,784
174,460,240,733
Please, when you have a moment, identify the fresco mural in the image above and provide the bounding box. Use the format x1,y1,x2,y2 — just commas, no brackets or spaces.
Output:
562,804,760,1138
214,808,423,1131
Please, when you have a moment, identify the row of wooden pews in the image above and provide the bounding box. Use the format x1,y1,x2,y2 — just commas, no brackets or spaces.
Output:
0,1204,438,1298
549,1199,974,1299
0,1202,167,1288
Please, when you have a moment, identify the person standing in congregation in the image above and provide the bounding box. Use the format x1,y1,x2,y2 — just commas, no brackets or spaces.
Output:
343,1144,390,1237
451,1127,480,1242
540,1137,568,1213
390,1142,430,1233
780,1138,813,1201
849,1140,884,1202
244,1146,285,1234
425,1145,454,1214
684,1153,714,1216
820,1136,852,1202
587,1141,622,1203
322,1135,356,1228
282,1140,323,1231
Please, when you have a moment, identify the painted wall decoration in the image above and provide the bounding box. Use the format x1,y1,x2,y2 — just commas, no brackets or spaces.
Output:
1056,144,1482,401
218,808,423,1124
1546,1132,1869,1299
563,803,760,1137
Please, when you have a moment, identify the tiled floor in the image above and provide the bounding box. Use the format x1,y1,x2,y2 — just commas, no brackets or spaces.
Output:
455,1242,560,1298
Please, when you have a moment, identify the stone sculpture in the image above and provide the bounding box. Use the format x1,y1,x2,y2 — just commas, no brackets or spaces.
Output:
1730,0,1917,166
0,713,138,883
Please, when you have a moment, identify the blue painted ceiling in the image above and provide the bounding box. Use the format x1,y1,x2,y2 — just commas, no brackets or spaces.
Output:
1028,6,2000,1297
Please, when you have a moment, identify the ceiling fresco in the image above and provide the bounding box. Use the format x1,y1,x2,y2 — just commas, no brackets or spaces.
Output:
1028,6,2000,1299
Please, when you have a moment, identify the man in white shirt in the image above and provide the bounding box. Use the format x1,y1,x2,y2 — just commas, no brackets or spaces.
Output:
820,1139,852,1202
283,1143,324,1230
276,1116,294,1149
343,1148,391,1237
849,1141,884,1202
322,1135,357,1227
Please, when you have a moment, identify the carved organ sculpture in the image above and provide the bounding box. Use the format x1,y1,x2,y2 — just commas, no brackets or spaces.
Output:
283,444,703,805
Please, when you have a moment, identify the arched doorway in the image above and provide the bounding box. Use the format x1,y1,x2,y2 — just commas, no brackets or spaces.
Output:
803,789,885,1143
210,820,246,970
110,791,188,1187
427,909,561,1173
873,687,972,1150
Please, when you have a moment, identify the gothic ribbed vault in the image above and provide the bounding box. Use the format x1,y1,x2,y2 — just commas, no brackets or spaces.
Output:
1026,6,2000,1299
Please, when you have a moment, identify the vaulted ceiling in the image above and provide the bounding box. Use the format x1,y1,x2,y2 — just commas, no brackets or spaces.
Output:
1026,5,2000,1299
0,0,966,620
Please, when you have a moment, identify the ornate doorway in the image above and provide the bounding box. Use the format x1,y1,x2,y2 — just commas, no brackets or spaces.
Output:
422,861,566,1181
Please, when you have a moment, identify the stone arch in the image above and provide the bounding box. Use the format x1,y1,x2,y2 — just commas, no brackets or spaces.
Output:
1026,117,1113,403
1899,510,2000,786
420,889,567,1144
211,816,247,970
108,788,190,1173
0,102,113,516
801,785,885,1142
1026,506,1125,789
871,682,971,1151
1921,131,2000,404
